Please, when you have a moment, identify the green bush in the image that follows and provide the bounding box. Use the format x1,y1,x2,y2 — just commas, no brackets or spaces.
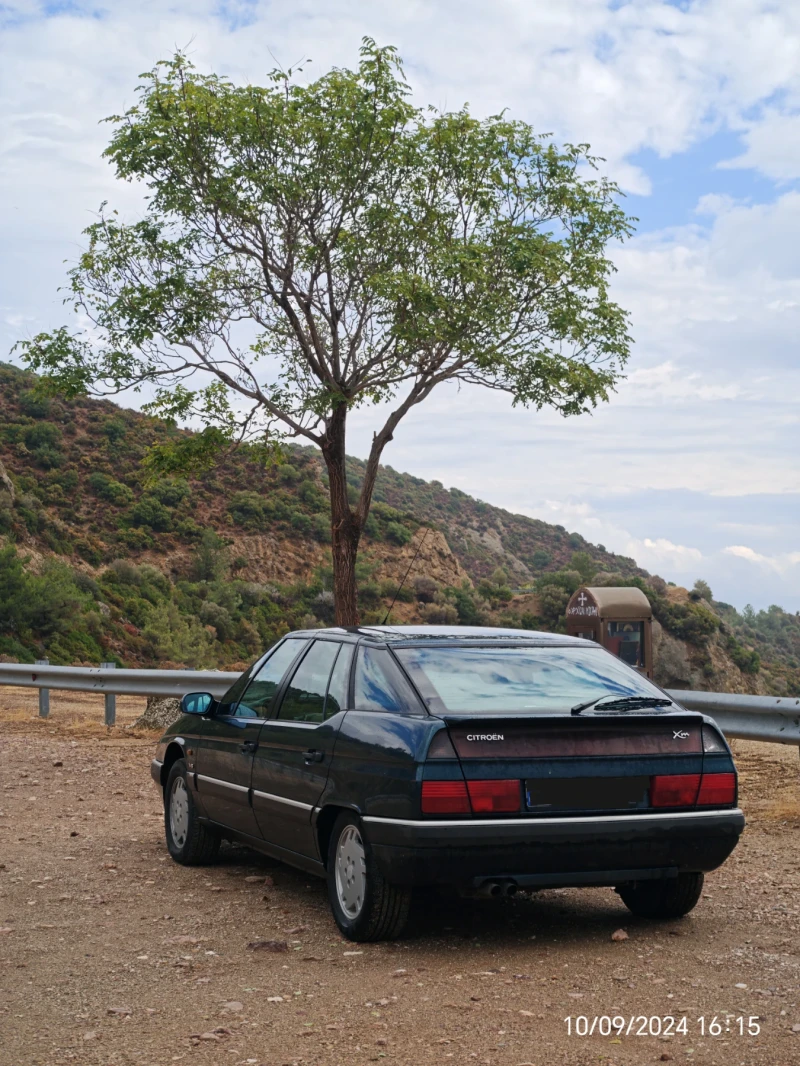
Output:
148,478,191,507
386,521,412,546
311,514,331,543
277,463,299,484
228,491,267,530
18,390,51,418
290,511,312,534
88,472,134,504
128,496,172,532
531,549,551,569
23,423,61,450
102,417,127,443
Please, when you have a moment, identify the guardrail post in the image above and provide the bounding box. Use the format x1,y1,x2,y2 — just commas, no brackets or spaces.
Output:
36,659,50,718
101,662,116,726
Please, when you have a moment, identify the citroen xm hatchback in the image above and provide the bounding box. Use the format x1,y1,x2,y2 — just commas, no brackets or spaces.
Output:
151,626,744,941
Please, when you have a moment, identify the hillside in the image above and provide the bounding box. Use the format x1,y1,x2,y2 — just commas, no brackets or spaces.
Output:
0,362,798,696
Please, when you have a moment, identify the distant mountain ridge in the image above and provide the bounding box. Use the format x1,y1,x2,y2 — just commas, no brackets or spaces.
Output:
0,361,797,697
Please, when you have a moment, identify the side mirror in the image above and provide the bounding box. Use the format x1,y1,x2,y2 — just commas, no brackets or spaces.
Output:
180,691,215,716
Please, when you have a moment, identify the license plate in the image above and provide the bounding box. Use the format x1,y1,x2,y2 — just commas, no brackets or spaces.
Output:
525,776,649,812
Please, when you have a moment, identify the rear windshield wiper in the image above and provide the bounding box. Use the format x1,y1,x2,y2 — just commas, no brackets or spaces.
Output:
571,695,674,716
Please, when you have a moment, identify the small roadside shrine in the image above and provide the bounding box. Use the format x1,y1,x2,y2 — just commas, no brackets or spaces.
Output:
565,586,654,679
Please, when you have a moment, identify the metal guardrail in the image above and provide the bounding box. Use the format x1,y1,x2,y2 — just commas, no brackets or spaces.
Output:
0,663,798,743
0,662,237,725
666,689,800,748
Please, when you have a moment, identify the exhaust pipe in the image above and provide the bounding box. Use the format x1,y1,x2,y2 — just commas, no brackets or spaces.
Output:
476,881,503,898
503,882,518,897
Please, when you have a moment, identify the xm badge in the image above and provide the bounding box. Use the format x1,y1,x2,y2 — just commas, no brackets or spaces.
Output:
673,730,690,740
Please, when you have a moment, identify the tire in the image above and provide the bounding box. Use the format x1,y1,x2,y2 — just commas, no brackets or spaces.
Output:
164,758,220,865
326,811,411,942
617,872,704,919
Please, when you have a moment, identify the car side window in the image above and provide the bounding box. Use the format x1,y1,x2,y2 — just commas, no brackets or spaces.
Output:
324,643,354,718
353,646,420,713
235,639,308,718
277,640,340,723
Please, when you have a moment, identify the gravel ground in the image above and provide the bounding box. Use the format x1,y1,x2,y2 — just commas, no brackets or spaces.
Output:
1,687,799,1066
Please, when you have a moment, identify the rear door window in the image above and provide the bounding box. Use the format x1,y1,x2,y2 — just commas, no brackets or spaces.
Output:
353,646,421,713
277,640,340,723
235,639,308,718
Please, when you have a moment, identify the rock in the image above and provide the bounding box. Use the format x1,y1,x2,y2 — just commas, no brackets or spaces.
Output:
247,939,289,952
0,927,13,935
287,925,308,934
221,1001,243,1012
107,1006,132,1016
52,760,63,767
129,696,182,732
611,929,629,942
0,459,15,506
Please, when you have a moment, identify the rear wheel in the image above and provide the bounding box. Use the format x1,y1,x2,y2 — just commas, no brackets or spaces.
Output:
164,758,219,865
326,811,411,942
617,872,704,919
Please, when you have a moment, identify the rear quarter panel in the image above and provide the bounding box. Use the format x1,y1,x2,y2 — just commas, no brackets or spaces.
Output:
321,710,437,819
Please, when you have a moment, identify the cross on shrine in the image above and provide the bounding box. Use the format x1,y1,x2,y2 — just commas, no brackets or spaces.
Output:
578,592,588,607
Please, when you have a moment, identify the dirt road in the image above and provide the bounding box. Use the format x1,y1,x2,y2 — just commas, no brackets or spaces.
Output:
1,689,799,1066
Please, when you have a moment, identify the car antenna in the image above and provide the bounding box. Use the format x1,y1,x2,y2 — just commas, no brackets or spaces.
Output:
381,526,431,626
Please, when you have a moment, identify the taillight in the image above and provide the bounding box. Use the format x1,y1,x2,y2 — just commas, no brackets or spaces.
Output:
651,773,701,807
467,779,520,813
650,772,736,808
702,725,727,753
421,780,470,814
698,772,736,806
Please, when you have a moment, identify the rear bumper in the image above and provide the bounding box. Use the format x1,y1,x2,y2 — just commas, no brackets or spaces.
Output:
150,759,164,787
364,808,745,888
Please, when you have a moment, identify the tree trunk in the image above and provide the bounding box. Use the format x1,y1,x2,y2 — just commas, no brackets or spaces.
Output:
322,405,362,627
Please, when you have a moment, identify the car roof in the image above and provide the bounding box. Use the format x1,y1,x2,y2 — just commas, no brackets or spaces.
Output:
288,624,590,647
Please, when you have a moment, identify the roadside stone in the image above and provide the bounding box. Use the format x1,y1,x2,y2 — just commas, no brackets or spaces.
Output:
247,939,289,952
611,929,629,942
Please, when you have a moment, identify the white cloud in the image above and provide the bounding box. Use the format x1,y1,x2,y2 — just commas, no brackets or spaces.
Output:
2,1,800,607
724,544,800,573
721,109,800,181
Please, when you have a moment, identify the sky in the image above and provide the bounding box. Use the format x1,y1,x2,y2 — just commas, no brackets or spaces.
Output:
1,0,799,611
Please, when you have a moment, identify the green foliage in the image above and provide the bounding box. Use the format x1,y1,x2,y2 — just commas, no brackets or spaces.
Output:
386,521,412,546
569,551,598,583
536,568,582,596
726,636,761,674
537,583,570,627
691,579,713,602
191,529,229,582
88,471,134,504
127,496,173,532
531,549,551,570
16,41,634,620
228,490,268,530
148,478,191,507
23,422,62,468
18,390,51,418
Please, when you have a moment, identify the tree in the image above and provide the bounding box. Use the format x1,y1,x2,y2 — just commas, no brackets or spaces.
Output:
17,40,634,625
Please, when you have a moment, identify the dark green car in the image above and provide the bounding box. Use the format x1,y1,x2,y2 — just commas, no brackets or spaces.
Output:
151,625,744,941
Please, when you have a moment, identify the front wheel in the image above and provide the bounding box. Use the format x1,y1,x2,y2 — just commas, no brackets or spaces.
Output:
326,812,411,942
164,758,219,865
617,872,704,919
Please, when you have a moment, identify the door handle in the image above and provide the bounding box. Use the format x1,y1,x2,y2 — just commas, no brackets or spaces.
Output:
240,740,258,754
303,749,324,764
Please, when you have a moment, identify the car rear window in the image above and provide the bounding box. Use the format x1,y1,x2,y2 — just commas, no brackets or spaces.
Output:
394,645,664,713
